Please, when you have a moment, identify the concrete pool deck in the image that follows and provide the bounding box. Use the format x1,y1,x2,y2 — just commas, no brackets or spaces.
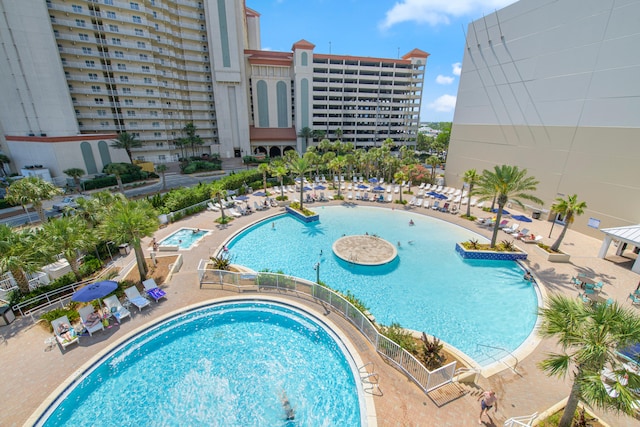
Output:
1,192,640,426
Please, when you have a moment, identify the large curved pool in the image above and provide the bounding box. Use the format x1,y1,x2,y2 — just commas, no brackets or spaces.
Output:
38,301,364,426
227,205,539,364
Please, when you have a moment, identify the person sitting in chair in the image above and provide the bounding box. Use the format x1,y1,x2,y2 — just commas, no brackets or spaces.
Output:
85,310,102,328
57,322,75,341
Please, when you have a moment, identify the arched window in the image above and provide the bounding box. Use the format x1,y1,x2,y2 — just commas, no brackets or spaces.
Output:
81,142,98,174
98,140,112,167
301,52,308,66
300,79,309,128
276,81,288,127
257,80,269,127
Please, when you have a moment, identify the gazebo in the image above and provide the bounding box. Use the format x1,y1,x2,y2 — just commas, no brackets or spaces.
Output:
598,225,640,273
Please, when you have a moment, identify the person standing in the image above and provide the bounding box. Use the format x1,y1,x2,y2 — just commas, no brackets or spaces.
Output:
478,390,498,424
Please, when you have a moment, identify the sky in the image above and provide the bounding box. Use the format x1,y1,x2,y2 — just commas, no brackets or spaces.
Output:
248,0,518,123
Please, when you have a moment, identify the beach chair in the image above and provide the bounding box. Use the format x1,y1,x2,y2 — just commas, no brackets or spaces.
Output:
124,286,151,311
51,315,79,351
449,204,459,214
408,197,416,206
347,192,353,200
432,201,441,210
103,295,131,323
394,186,400,194
386,194,392,203
415,198,423,208
522,235,543,244
143,278,167,302
476,201,485,209
386,186,392,193
503,223,519,234
439,202,450,213
629,293,640,306
78,305,105,336
423,200,430,209
363,192,370,201
497,220,509,229
207,202,219,212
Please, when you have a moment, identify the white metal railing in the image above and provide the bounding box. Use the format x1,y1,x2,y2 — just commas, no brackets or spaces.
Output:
198,267,457,394
503,412,538,427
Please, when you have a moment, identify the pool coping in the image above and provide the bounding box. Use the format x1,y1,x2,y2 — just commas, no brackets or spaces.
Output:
27,295,378,427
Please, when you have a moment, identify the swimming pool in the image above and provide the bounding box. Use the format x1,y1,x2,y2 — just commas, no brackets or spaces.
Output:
38,301,364,426
159,227,208,249
227,205,539,365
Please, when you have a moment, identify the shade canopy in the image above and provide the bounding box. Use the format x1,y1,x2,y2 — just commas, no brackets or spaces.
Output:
357,184,369,189
253,191,266,197
432,193,448,200
72,280,118,302
511,214,532,223
372,186,385,192
314,185,326,190
235,195,249,201
368,178,378,183
303,186,313,191
492,208,510,215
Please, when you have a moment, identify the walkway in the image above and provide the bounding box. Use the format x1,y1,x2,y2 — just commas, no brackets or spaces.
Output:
1,190,639,426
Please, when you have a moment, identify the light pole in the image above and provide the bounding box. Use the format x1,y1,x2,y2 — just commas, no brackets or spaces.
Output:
313,262,320,284
106,241,115,262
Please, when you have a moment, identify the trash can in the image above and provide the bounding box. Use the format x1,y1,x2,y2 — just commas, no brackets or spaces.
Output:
118,243,130,255
0,305,16,326
532,211,541,220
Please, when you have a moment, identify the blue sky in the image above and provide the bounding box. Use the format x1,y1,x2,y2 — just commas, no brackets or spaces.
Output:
248,0,517,122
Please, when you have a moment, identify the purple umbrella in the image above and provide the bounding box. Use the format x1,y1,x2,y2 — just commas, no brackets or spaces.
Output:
72,280,118,303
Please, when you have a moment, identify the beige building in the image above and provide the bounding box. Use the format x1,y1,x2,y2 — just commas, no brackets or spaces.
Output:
0,0,427,182
445,0,640,237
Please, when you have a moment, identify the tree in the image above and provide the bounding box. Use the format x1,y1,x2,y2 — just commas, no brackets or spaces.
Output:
0,225,43,294
426,155,441,182
6,176,62,223
63,168,86,194
270,163,288,199
538,295,640,427
287,156,312,211
155,164,168,191
210,183,228,223
297,126,314,153
394,170,408,203
550,194,587,252
183,122,204,157
476,165,543,247
257,163,270,194
99,198,159,281
0,154,11,177
463,169,479,218
328,156,347,197
110,132,142,163
40,216,96,281
104,163,128,193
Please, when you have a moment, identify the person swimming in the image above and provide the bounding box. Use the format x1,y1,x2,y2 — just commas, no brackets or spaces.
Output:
281,391,295,421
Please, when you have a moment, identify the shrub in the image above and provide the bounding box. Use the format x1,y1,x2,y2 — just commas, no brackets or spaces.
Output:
380,322,417,353
420,333,445,370
41,305,80,330
209,255,231,270
79,257,103,277
289,201,316,216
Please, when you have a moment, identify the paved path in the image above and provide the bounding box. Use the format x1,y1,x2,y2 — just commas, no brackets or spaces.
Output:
1,190,640,426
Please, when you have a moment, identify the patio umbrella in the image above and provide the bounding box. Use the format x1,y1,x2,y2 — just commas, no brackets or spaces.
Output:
314,185,326,190
235,195,250,201
373,185,385,192
72,280,118,303
511,214,532,222
357,184,369,190
253,191,266,197
303,186,313,191
433,193,448,200
491,208,510,215
368,178,378,184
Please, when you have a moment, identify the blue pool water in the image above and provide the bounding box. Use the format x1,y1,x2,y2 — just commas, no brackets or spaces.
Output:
159,227,208,249
227,205,538,364
40,301,362,426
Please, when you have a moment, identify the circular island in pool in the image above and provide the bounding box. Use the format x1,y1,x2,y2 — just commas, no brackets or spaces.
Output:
332,235,398,265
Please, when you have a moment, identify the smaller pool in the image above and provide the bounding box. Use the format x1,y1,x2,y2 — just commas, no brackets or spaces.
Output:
159,227,209,249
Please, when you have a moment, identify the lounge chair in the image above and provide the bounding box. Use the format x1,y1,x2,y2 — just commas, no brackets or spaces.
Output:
51,315,79,351
497,220,509,229
78,305,105,336
394,186,400,194
319,192,327,202
386,186,392,193
439,202,450,213
423,200,430,209
503,223,519,234
408,197,416,206
512,228,530,239
206,202,219,212
347,192,353,200
415,198,423,208
522,235,543,244
124,286,151,311
629,293,640,306
432,201,441,210
386,194,392,203
476,201,485,209
103,295,131,323
143,278,167,302
449,204,459,214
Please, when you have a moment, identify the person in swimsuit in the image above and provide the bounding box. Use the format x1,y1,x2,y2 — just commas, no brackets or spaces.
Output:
281,391,295,421
85,310,102,328
478,390,498,424
57,322,75,341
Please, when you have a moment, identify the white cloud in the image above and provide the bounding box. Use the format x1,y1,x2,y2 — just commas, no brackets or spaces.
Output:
428,94,457,112
380,0,517,29
452,62,462,76
435,75,454,85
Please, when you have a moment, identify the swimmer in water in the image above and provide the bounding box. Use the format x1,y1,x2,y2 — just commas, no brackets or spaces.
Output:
281,391,295,421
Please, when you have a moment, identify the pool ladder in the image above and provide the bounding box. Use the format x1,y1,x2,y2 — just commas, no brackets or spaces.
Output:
358,362,383,395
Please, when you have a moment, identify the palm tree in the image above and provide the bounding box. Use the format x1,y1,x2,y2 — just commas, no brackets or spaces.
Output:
0,225,43,294
476,165,543,247
550,194,587,252
63,168,85,194
210,184,228,223
538,294,640,427
297,126,314,153
155,164,168,191
6,176,62,223
257,163,270,194
40,216,96,281
426,155,440,182
463,168,479,218
270,164,288,199
104,163,128,193
183,122,204,157
394,170,408,203
328,156,347,197
287,156,312,211
99,198,159,281
110,132,142,163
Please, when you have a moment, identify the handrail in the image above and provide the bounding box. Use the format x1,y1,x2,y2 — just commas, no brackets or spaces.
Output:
503,412,537,427
198,267,459,394
476,343,519,373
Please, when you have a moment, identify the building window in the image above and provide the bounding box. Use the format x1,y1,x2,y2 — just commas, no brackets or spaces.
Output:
148,100,156,106
146,89,154,95
130,122,138,127
88,73,98,80
150,111,158,116
85,60,95,67
104,0,113,4
117,63,126,70
141,66,150,73
122,87,131,93
82,47,92,54
155,134,163,139
152,122,160,128
91,85,101,92
109,24,119,32
114,51,124,58
101,121,110,127
119,76,129,82
112,38,121,45
130,2,139,10
135,29,143,36
79,33,89,41
106,11,116,19
75,19,86,27
97,109,107,116
139,54,148,60
132,16,142,23
94,98,104,104
72,5,83,13
137,41,146,48
127,111,136,117
125,99,133,105
152,11,157,18
144,77,152,84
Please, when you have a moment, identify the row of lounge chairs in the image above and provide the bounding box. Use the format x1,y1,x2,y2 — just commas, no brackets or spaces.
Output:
474,218,543,243
51,280,167,352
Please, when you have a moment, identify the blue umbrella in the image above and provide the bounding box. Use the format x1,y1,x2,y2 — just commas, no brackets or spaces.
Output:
236,195,249,201
314,185,326,190
72,280,118,303
491,208,510,215
303,186,313,191
368,178,378,184
432,193,448,200
357,184,369,189
373,185,385,192
253,191,266,197
511,214,532,222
